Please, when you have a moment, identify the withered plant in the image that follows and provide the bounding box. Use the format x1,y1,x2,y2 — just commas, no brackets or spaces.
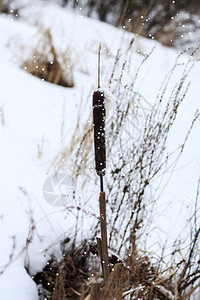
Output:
33,240,90,300
47,41,200,299
19,27,74,87
54,43,198,249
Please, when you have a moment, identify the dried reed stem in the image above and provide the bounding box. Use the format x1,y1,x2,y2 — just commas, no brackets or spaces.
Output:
99,192,109,284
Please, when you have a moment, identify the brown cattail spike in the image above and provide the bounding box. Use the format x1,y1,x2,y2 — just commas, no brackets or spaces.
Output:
93,90,106,176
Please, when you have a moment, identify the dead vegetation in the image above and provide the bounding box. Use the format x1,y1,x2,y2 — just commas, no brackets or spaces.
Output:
32,238,167,300
32,219,200,299
33,241,90,300
43,42,200,299
53,43,199,252
20,27,74,87
1,2,199,299
68,0,200,49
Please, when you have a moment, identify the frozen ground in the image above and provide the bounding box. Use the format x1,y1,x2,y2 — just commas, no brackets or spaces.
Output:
0,2,200,299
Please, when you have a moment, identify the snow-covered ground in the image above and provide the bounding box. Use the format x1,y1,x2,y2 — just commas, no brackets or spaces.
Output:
0,2,200,299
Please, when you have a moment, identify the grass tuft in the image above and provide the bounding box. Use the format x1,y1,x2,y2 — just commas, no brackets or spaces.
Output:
20,27,74,87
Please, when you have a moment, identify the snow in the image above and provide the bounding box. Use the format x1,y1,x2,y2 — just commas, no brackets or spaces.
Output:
0,264,38,300
0,1,200,299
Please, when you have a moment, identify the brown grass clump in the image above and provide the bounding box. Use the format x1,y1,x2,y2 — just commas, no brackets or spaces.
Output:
32,240,161,300
85,237,175,300
33,241,90,300
31,231,200,299
22,28,74,88
86,232,200,299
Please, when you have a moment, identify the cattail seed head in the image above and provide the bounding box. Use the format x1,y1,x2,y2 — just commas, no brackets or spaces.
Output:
93,89,106,176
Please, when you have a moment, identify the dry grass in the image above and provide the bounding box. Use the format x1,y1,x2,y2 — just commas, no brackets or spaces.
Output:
31,179,200,299
53,44,199,252
33,241,90,300
45,44,200,299
28,32,200,298
21,28,74,87
32,231,200,299
31,239,162,299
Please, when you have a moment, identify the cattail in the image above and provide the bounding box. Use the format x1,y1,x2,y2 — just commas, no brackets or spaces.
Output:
93,89,106,176
93,44,109,284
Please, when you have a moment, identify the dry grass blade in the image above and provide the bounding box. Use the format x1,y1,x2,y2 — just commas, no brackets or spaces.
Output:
89,283,101,300
102,263,124,300
179,283,200,300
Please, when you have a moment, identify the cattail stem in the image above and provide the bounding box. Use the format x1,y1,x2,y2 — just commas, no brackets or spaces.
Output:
100,174,104,192
99,192,109,284
98,43,101,89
